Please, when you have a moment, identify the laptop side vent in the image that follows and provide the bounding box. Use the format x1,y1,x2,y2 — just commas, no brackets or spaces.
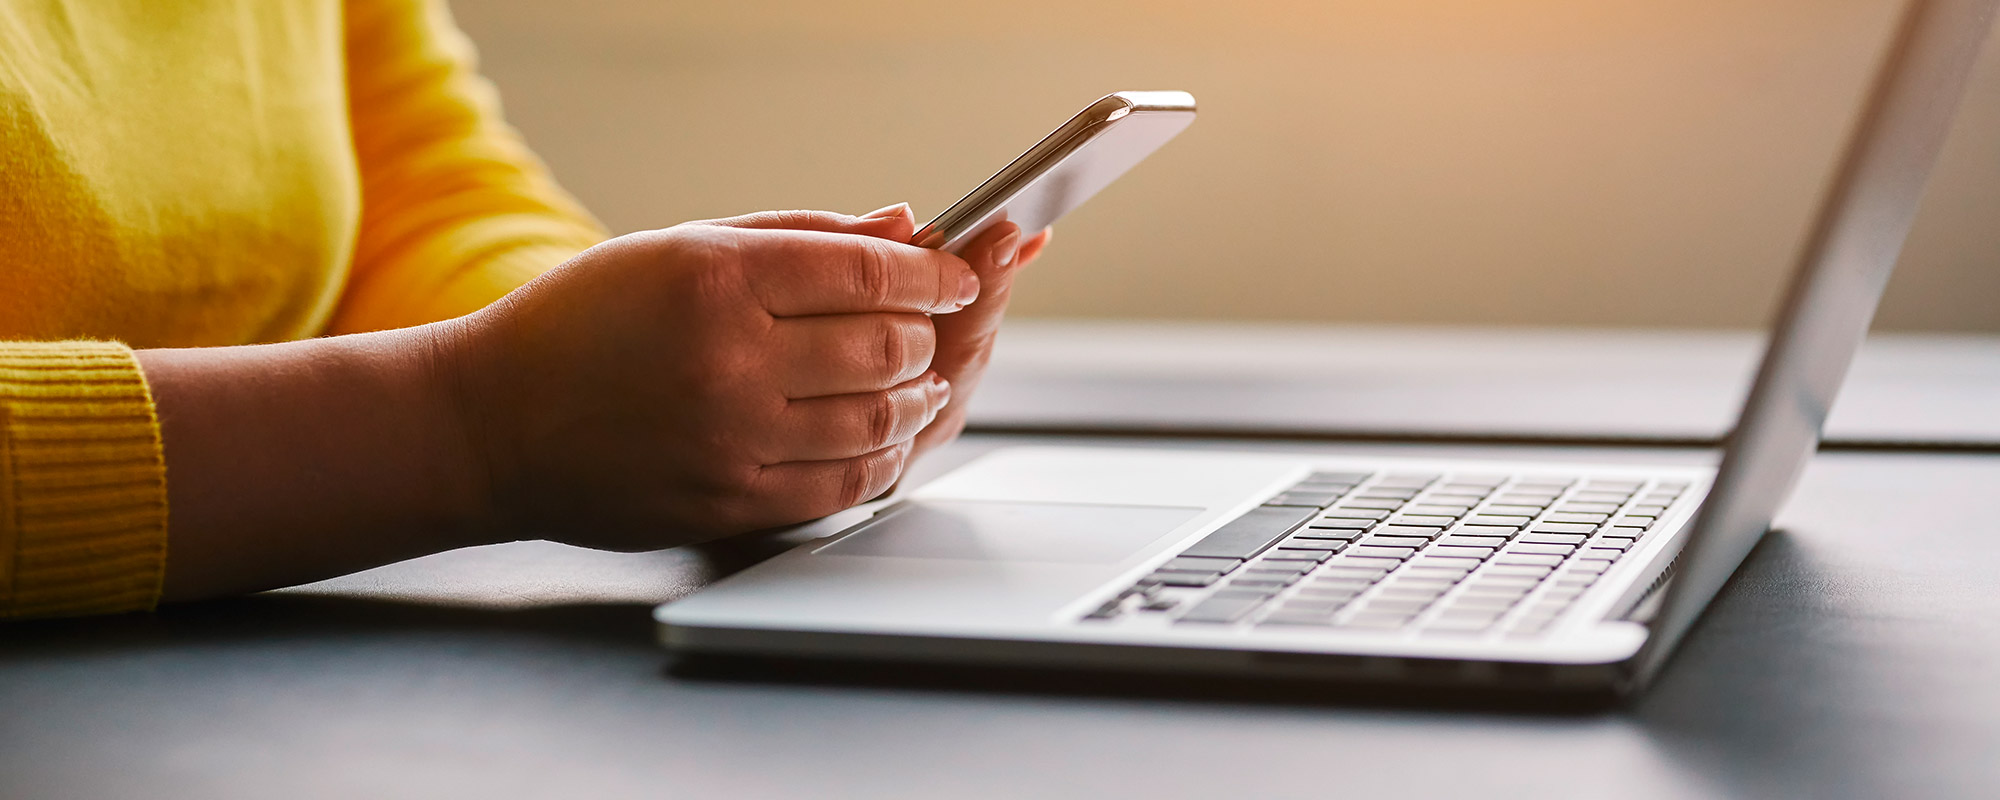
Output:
1619,552,1681,623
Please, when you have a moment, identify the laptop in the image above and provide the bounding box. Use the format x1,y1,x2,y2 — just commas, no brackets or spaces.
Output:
656,0,1995,695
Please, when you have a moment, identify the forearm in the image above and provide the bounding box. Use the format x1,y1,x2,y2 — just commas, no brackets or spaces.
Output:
140,323,491,602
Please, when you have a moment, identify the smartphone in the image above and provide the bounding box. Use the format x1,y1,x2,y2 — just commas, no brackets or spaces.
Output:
912,91,1197,254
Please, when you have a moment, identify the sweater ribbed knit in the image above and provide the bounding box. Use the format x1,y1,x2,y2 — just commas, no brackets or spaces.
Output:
0,343,167,618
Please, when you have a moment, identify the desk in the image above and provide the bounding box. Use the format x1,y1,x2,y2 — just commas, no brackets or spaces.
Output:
974,321,2000,447
4,433,1997,799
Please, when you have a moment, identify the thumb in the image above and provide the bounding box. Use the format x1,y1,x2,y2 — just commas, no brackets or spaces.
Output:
687,204,917,244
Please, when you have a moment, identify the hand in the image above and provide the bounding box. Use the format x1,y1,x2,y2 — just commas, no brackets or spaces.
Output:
444,208,982,549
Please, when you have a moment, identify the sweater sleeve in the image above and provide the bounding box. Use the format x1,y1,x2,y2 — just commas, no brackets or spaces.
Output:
0,342,169,619
326,0,607,334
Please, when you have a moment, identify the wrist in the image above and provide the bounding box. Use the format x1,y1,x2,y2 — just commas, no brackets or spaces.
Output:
411,316,515,548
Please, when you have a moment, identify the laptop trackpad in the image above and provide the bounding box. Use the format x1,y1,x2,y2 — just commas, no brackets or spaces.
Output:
818,500,1202,564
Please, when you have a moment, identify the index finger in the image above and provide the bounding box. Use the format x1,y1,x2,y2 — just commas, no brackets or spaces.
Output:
732,228,979,316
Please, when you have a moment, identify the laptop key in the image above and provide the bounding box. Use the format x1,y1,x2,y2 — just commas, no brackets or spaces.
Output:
1460,578,1539,593
1163,556,1242,573
1245,558,1315,574
1403,565,1476,581
1375,524,1449,539
1568,491,1631,503
1493,553,1565,567
1453,526,1522,540
1433,605,1507,621
1302,576,1378,592
1342,498,1407,511
1361,600,1437,617
1426,545,1496,560
1084,599,1127,620
1387,514,1456,528
1543,512,1609,525
1323,507,1392,521
1176,594,1269,624
1225,578,1293,591
1463,515,1532,528
1505,543,1577,557
1337,612,1417,629
1275,537,1344,552
1425,494,1488,508
1385,581,1459,597
1465,570,1544,586
1139,596,1181,612
1294,584,1367,600
1357,535,1431,549
1445,594,1522,610
1266,491,1341,508
1530,522,1599,535
1179,505,1318,560
1260,611,1336,626
1518,532,1587,545
1347,545,1419,560
1142,572,1221,588
1484,564,1556,578
1425,614,1503,632
1555,502,1622,514
1404,505,1470,518
1438,534,1508,548
1149,567,1228,580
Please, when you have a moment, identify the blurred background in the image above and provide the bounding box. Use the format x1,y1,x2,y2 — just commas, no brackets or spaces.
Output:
452,0,2000,331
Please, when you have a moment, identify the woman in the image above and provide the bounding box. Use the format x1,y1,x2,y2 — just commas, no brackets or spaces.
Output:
0,0,1047,618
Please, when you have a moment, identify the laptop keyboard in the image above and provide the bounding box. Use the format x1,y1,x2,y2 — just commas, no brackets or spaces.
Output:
1083,470,1690,637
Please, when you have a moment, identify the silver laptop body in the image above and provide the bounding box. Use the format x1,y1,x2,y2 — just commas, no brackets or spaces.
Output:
657,0,1995,695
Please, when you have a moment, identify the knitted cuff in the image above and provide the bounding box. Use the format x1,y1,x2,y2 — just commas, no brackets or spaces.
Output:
0,341,168,618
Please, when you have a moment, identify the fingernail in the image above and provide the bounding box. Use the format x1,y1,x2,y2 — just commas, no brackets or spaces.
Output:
992,230,1022,268
956,269,981,306
861,202,912,221
928,372,952,404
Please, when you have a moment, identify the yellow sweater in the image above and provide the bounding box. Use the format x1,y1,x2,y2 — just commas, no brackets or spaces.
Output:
0,0,605,617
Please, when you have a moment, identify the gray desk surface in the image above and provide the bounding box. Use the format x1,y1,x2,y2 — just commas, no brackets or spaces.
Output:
973,321,2000,446
5,433,1998,800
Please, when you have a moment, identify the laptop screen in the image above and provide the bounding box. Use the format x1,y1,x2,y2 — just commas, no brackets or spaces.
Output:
1638,0,1997,677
